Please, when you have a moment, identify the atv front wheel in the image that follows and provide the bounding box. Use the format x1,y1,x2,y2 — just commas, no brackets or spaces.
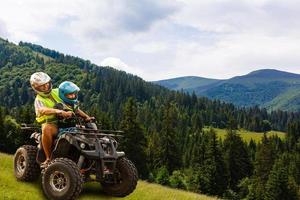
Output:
14,145,40,181
101,157,138,197
42,158,83,200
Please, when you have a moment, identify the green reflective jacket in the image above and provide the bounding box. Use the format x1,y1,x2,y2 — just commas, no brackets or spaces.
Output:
35,88,62,124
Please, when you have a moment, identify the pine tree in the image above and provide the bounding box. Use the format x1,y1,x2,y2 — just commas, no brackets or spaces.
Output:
197,129,227,196
248,139,257,162
247,133,276,199
191,112,203,130
265,157,299,200
146,130,161,171
254,134,276,184
157,101,181,172
120,97,147,178
223,129,252,190
189,129,206,167
287,120,300,151
20,82,29,105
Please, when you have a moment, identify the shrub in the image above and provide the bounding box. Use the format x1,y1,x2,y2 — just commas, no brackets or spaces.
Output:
169,170,187,189
155,166,169,185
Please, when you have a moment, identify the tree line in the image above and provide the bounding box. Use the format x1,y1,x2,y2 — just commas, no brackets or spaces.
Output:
0,98,299,199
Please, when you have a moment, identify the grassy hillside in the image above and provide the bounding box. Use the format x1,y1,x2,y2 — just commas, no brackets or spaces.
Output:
0,153,218,200
205,128,285,143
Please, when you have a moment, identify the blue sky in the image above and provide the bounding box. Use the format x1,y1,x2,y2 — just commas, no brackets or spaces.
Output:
0,0,300,81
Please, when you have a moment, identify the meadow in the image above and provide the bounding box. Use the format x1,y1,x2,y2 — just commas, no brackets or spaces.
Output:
204,127,285,143
0,152,218,200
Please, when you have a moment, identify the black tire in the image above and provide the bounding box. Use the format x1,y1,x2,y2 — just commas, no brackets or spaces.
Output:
14,145,40,181
101,157,138,197
41,158,83,200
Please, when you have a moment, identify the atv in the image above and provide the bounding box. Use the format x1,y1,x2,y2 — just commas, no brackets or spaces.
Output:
13,107,138,200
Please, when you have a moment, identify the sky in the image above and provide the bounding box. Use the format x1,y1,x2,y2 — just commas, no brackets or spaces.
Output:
0,0,300,81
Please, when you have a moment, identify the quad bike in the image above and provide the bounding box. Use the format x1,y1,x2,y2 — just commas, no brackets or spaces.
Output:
13,106,138,200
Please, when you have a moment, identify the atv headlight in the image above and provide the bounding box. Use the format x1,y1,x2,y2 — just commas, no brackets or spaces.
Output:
80,143,86,149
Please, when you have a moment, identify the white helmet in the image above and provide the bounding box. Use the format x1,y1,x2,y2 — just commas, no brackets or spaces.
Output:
30,72,52,97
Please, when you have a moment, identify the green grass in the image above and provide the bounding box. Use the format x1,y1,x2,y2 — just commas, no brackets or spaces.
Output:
0,153,218,200
203,127,286,143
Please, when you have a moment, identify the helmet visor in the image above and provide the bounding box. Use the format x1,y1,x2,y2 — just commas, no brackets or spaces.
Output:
65,92,78,100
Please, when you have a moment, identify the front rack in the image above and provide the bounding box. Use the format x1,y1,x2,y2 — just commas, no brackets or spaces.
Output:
20,123,40,131
20,123,124,137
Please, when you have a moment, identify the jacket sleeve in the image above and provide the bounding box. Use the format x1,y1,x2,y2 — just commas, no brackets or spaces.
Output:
34,98,45,116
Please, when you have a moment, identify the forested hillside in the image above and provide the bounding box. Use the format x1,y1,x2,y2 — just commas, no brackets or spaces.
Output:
0,38,300,199
1,39,299,132
155,69,300,112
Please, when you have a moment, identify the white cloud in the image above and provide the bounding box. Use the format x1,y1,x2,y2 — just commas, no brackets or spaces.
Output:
0,0,83,42
100,57,143,76
0,0,300,81
172,0,300,36
0,19,8,38
171,33,300,79
133,42,168,53
100,57,128,69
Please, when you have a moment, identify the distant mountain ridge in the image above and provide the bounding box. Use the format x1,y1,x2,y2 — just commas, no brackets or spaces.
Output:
154,69,300,112
246,69,300,78
156,76,222,91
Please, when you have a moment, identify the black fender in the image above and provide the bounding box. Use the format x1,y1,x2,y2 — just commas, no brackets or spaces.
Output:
52,133,82,158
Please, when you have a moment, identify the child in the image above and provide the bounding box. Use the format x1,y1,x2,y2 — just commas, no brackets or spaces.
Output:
57,81,94,135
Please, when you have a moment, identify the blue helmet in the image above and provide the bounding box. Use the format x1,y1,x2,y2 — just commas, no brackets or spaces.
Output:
59,81,80,105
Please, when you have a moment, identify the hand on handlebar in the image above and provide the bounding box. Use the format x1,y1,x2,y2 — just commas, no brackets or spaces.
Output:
60,111,74,119
85,116,95,122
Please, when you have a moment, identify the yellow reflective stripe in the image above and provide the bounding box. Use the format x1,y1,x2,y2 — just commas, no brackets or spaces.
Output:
51,88,61,103
37,117,57,124
36,114,57,123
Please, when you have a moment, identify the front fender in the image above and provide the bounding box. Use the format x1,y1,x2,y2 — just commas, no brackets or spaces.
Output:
52,134,81,158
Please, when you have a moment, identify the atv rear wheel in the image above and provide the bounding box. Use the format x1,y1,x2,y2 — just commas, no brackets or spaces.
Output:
101,157,138,197
14,145,40,181
42,158,83,200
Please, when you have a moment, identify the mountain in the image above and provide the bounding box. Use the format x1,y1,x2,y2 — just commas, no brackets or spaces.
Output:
154,76,222,92
155,69,300,112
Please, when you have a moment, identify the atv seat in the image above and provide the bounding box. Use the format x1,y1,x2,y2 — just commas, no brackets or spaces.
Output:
57,127,79,137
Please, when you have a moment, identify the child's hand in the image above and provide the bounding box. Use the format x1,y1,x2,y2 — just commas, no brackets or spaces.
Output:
85,116,95,122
